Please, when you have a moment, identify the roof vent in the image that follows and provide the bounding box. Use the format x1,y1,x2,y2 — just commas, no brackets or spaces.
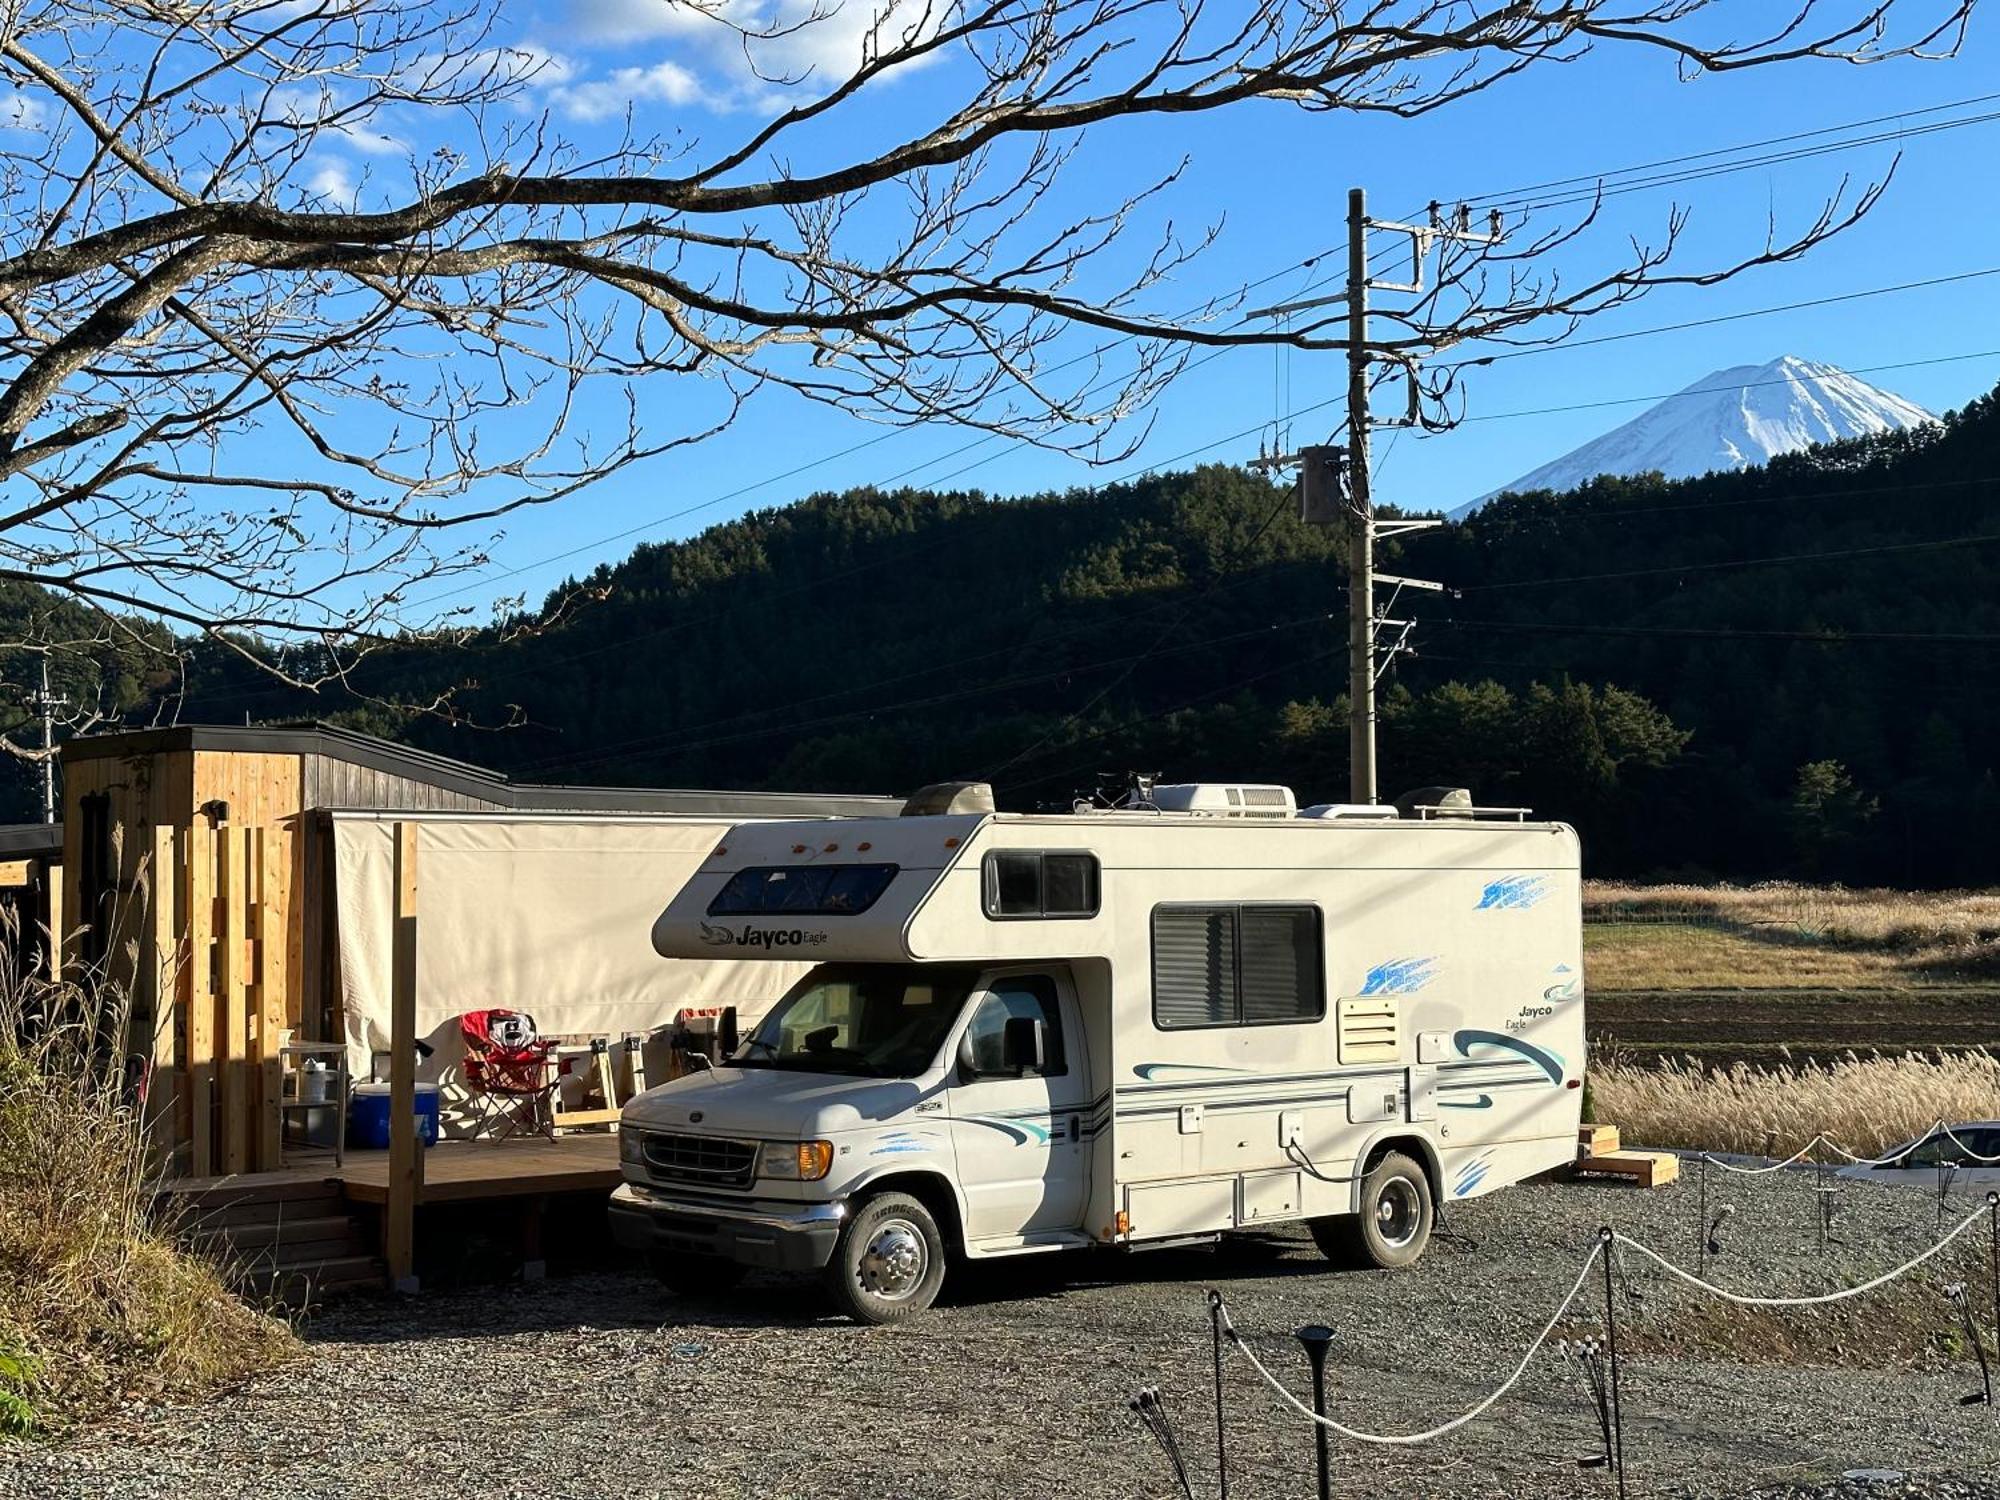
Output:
1150,784,1298,819
901,780,996,817
1393,786,1475,820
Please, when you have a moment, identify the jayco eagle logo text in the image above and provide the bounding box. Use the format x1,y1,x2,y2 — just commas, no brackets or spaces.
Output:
698,921,830,950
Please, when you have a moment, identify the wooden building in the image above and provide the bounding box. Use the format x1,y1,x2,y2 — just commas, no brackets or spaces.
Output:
59,724,898,1184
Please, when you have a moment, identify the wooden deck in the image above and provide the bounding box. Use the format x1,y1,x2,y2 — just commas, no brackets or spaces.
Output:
161,1134,622,1208
340,1136,621,1204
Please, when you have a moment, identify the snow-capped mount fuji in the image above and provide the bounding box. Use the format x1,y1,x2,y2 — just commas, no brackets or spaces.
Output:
1452,355,1935,517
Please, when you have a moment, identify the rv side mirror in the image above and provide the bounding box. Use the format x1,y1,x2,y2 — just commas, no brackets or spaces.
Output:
720,1006,739,1058
1001,1015,1046,1076
955,1029,979,1083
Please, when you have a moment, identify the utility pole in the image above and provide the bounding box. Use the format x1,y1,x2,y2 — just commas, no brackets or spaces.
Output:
1250,193,1496,804
28,655,68,824
1344,188,1377,806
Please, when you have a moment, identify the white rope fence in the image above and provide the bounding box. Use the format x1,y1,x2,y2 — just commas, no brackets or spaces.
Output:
1700,1120,2000,1174
1219,1207,1994,1445
1217,1239,1604,1445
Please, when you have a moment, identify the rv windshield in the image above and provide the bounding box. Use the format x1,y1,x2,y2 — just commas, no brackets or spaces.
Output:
731,964,979,1079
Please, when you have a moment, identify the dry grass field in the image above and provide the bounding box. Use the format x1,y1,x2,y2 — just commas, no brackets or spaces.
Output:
1582,882,2000,1071
1584,881,2000,989
1583,882,2000,1150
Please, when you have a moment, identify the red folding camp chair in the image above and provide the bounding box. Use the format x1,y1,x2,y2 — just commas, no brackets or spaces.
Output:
461,1009,560,1141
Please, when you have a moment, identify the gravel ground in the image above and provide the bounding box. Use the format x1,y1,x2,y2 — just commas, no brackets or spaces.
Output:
3,1169,1997,1499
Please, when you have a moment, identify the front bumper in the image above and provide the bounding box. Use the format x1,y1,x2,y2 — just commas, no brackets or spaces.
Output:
608,1182,846,1272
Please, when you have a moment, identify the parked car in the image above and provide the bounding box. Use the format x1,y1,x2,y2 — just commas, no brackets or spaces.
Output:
1834,1122,2000,1188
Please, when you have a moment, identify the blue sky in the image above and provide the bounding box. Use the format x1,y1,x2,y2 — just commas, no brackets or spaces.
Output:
393,3,2000,620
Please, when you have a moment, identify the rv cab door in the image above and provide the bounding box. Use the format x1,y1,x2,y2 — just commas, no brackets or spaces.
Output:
946,969,1090,1243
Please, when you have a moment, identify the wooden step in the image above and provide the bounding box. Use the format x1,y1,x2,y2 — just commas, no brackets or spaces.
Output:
206,1215,365,1257
1578,1123,1622,1158
1573,1149,1679,1188
155,1174,344,1214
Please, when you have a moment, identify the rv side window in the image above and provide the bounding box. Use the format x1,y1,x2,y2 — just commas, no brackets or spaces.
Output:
708,863,899,917
961,975,1068,1077
982,851,1100,920
1151,904,1324,1029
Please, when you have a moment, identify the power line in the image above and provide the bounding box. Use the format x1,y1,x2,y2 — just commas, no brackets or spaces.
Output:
406,246,1344,611
518,560,1289,774
409,92,2000,614
1457,89,2000,212
1448,265,2000,374
1433,617,2000,647
1460,532,2000,593
1455,348,2000,430
526,606,1339,778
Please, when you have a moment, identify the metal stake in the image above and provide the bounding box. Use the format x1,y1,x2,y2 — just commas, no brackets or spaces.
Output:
1598,1229,1629,1499
1815,1157,1827,1256
1988,1192,1999,1366
1696,1155,1709,1276
1208,1290,1229,1500
1296,1324,1335,1500
1947,1284,1993,1408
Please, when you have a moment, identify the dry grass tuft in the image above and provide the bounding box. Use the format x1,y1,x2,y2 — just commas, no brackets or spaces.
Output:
0,939,293,1436
1590,1048,2000,1156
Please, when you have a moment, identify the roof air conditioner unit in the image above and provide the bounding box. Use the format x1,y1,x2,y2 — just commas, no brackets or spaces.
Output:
1149,784,1298,819
901,781,996,817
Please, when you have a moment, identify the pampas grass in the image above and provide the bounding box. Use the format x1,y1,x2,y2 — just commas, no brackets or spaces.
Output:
0,895,291,1435
1591,1048,2000,1155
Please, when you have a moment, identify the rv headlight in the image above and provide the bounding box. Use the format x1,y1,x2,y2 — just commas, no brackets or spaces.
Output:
761,1140,834,1182
618,1129,646,1164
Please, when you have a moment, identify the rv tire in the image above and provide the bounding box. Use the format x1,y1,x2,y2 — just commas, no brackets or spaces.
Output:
648,1250,747,1297
1310,1150,1432,1270
824,1191,947,1325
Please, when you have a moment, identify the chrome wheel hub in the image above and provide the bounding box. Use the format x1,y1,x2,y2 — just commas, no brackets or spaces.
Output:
857,1218,927,1300
1376,1178,1422,1249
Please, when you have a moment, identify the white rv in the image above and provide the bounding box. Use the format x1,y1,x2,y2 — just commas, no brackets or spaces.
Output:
611,783,1584,1323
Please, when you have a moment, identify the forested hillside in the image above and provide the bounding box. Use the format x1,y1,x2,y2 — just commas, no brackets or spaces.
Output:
25,383,2000,885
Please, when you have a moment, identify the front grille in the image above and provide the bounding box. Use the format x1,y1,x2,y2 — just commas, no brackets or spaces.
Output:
641,1131,758,1190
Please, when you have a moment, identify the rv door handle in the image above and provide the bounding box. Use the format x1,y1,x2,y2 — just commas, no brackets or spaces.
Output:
1066,1114,1080,1143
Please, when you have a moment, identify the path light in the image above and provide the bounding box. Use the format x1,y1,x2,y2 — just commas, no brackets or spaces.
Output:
1294,1325,1335,1500
1127,1386,1196,1500
1706,1204,1735,1259
1558,1336,1614,1469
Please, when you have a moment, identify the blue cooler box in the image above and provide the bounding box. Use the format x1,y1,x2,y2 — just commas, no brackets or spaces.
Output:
348,1081,440,1150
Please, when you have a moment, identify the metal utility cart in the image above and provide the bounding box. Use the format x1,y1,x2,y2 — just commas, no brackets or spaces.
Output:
278,1039,349,1167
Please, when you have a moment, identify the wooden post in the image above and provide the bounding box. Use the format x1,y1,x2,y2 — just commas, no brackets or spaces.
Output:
186,820,215,1178
385,821,422,1293
42,859,64,982
252,828,283,1170
219,824,249,1176
145,826,182,1175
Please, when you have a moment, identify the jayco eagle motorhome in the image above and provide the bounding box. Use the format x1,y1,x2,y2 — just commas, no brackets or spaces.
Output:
611,782,1584,1323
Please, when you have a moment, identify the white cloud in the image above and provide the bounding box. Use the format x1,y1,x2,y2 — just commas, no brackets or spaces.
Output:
557,0,945,111
305,158,358,207
568,0,716,47
549,59,713,121
0,88,47,132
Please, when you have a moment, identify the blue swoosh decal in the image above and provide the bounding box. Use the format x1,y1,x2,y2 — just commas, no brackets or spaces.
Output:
1359,956,1438,996
1133,1062,1256,1081
1453,1030,1565,1084
960,1117,1050,1146
1439,1095,1494,1110
1477,875,1551,910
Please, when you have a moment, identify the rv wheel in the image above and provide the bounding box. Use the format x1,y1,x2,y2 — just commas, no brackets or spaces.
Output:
648,1250,746,1298
824,1192,947,1325
1310,1151,1433,1270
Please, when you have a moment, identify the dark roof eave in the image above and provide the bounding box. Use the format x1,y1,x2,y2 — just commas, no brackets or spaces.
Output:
60,722,902,819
